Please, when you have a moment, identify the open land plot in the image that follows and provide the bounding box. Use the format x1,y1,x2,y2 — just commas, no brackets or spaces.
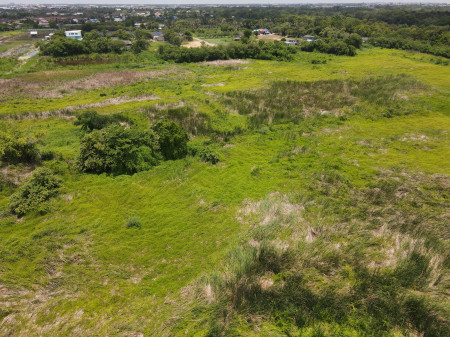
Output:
0,47,449,336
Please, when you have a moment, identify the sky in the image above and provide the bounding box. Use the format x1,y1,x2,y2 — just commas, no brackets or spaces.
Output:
1,1,449,4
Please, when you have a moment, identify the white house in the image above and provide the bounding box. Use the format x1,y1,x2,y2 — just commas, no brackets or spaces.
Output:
65,30,82,40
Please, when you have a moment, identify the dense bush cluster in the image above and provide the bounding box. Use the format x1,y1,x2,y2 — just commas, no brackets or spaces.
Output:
150,120,189,160
369,36,450,58
300,39,357,56
39,37,126,57
77,125,161,175
8,167,61,216
158,40,296,63
75,114,190,175
39,30,151,57
74,110,118,132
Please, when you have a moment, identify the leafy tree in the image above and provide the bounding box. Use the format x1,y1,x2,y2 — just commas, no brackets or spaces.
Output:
109,39,127,53
242,29,253,43
49,20,58,29
184,31,193,41
9,167,61,216
345,33,363,49
74,110,116,132
114,29,133,40
134,29,153,40
151,120,189,160
83,30,102,41
81,21,94,32
77,125,161,175
164,29,183,46
131,39,149,54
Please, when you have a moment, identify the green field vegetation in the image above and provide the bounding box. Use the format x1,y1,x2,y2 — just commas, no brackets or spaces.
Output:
0,45,449,336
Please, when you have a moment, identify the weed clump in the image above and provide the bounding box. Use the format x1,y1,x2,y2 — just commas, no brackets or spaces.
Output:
126,216,142,229
188,144,220,164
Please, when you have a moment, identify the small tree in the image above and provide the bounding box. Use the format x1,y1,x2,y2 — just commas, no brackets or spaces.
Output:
134,29,153,40
164,29,183,46
131,39,149,54
184,31,193,41
345,33,363,49
114,29,133,40
151,120,189,160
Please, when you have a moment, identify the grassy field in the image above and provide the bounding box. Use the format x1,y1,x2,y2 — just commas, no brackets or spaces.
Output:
0,47,449,336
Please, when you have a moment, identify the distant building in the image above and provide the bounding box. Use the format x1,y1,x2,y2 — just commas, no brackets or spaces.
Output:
303,35,315,42
38,19,49,27
285,39,299,46
30,31,38,38
65,30,82,40
122,40,132,47
253,29,271,35
152,31,164,42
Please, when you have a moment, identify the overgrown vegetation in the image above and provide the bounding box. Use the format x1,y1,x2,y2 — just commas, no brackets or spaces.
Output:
0,123,40,165
73,110,117,132
222,74,425,127
0,4,448,337
150,119,189,160
158,40,297,63
172,174,449,335
77,125,161,175
8,167,61,216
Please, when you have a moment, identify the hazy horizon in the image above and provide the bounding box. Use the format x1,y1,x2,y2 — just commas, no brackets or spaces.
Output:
1,1,449,5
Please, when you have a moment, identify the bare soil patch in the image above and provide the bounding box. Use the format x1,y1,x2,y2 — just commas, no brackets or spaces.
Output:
43,94,160,114
0,70,176,99
256,34,284,41
203,59,250,66
182,38,218,48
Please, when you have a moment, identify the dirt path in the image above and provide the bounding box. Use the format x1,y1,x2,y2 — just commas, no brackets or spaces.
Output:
182,38,218,48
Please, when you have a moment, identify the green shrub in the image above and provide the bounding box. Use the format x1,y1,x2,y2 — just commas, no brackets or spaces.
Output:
188,144,220,164
151,120,189,161
345,33,363,49
197,148,220,164
131,39,149,54
73,110,117,132
77,125,161,175
0,124,40,165
126,216,142,229
8,167,61,216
